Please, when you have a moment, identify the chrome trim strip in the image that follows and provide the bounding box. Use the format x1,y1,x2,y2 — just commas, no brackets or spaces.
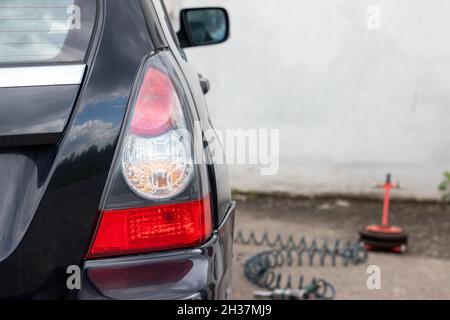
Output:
217,201,236,230
0,64,86,88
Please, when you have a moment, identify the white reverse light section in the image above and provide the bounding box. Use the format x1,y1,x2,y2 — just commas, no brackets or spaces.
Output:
122,132,194,200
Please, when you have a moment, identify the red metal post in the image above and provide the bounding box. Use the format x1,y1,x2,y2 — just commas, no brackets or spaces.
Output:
382,182,392,226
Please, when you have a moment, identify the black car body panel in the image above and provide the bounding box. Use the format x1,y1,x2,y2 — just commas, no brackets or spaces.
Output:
0,0,234,300
0,85,80,145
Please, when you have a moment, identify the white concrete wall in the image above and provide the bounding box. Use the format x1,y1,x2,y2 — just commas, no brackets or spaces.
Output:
169,0,450,199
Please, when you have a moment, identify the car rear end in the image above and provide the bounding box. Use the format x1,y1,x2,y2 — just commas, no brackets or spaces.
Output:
0,0,234,300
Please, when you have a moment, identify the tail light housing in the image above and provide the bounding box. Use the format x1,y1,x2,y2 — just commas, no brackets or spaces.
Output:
87,52,212,259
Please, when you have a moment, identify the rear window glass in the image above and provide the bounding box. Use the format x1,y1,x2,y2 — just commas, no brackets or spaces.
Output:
0,0,96,64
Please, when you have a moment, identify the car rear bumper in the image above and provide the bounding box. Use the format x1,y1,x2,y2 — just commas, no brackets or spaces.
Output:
77,202,235,300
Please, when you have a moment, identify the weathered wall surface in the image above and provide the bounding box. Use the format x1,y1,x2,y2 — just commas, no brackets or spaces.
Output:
169,0,450,199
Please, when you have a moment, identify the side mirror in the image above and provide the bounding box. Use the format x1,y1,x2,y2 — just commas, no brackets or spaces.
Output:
177,8,229,48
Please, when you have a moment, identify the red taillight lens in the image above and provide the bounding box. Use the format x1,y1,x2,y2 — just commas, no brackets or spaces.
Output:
130,67,175,137
87,196,212,259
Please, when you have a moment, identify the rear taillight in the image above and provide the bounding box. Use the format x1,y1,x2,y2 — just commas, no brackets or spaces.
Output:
88,197,212,258
87,52,212,259
122,58,193,201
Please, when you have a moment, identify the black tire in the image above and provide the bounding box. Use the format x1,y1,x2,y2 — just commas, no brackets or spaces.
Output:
360,238,407,250
359,229,408,242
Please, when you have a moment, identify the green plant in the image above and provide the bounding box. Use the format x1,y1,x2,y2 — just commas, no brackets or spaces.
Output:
439,172,450,202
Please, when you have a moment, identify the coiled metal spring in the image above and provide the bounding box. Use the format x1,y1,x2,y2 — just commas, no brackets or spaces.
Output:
235,230,369,299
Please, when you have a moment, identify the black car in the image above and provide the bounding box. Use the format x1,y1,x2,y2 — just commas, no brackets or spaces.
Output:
0,0,235,300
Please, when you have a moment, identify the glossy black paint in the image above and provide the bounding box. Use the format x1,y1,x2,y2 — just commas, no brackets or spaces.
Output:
0,85,80,146
0,0,234,300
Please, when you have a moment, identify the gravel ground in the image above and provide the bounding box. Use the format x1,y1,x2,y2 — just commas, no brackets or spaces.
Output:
231,194,450,300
